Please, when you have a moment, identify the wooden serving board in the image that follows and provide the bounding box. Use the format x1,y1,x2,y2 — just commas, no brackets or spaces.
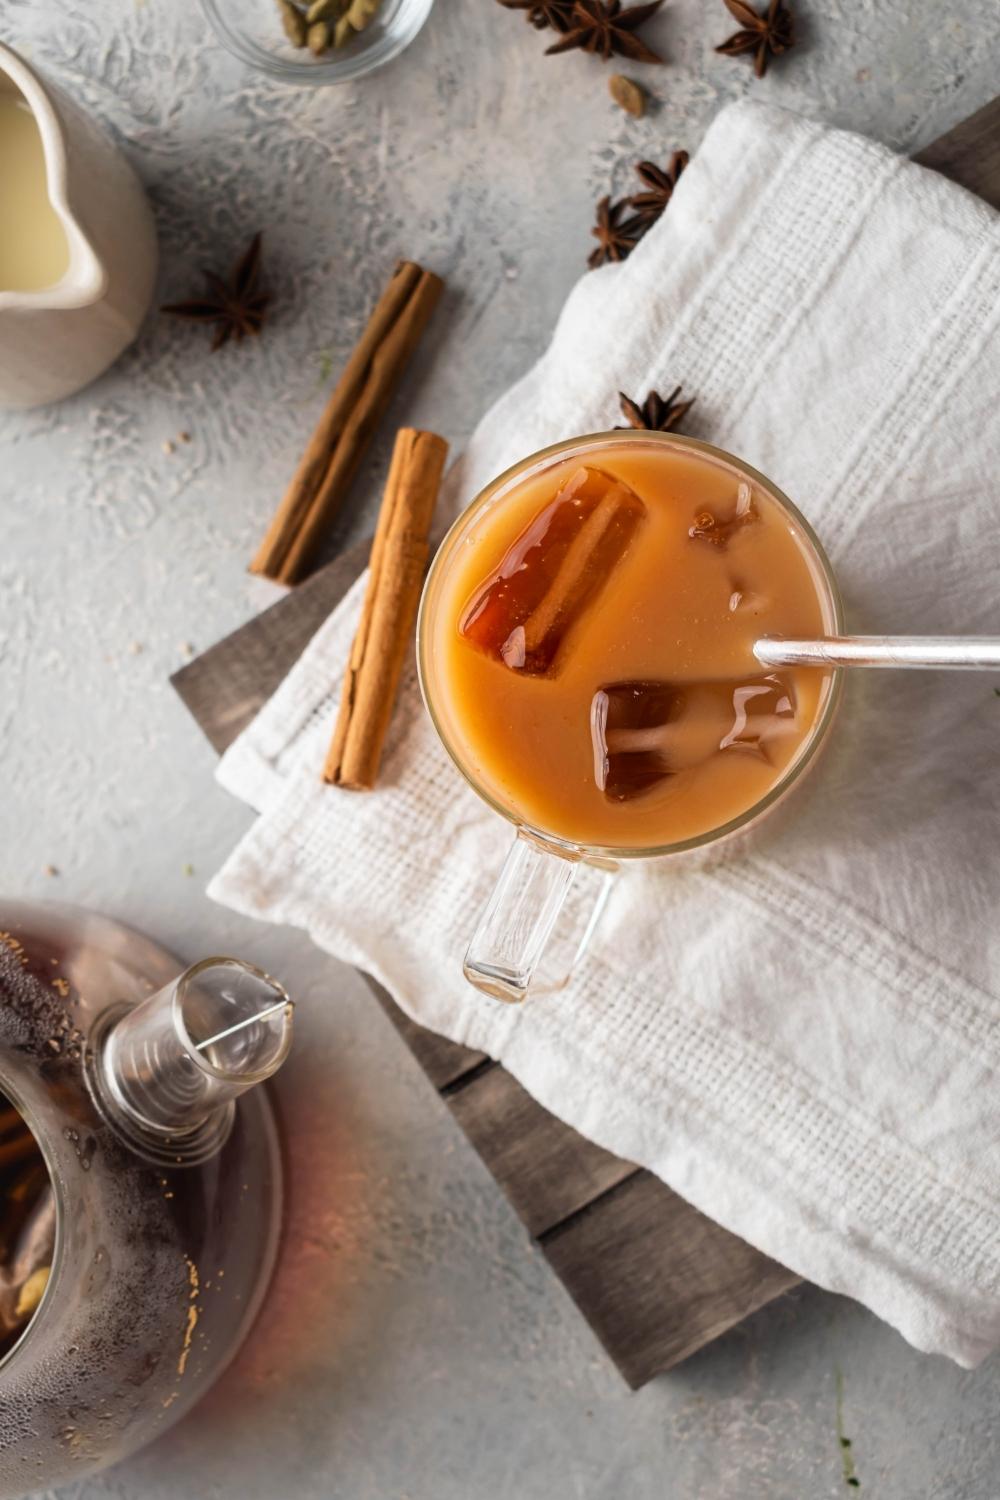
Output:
172,98,1000,1388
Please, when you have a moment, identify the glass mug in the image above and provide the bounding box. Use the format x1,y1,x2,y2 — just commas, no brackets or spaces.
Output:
417,431,843,1002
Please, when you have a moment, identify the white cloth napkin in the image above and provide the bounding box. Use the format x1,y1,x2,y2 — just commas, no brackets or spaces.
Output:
210,100,1000,1367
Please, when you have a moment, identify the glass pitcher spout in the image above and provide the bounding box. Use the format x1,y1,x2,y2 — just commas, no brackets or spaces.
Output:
91,958,293,1166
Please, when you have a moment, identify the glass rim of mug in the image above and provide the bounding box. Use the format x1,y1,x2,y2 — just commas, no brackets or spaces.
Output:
417,430,845,862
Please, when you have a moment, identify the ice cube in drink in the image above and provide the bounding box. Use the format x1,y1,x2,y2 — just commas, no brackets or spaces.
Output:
728,578,768,615
591,673,799,801
689,480,759,550
591,680,682,801
719,674,797,760
460,465,646,675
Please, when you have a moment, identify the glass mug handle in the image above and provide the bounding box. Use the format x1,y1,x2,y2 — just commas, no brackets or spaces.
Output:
463,831,616,1003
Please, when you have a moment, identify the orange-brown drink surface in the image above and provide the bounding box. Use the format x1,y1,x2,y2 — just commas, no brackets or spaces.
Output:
425,437,838,851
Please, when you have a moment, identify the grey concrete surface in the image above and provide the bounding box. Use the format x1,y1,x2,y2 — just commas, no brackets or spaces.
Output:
2,0,999,1495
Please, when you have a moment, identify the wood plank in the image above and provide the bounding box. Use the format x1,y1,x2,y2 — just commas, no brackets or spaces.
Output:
913,96,1000,208
445,1060,637,1237
170,537,372,754
541,1171,801,1388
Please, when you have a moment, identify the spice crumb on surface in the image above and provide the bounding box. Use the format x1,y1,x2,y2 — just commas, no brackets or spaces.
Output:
609,73,647,116
835,1369,862,1489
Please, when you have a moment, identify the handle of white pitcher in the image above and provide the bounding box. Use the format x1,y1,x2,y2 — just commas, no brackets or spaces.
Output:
463,831,615,1003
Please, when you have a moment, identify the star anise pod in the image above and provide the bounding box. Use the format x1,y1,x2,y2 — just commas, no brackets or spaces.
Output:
588,195,644,269
714,0,794,78
628,150,688,231
616,385,695,433
161,232,270,352
546,0,665,64
497,0,576,30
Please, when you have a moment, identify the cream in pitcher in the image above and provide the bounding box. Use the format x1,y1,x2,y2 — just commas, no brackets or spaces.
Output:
0,42,157,409
0,91,69,294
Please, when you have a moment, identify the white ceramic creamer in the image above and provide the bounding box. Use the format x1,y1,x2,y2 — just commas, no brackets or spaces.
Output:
0,43,157,410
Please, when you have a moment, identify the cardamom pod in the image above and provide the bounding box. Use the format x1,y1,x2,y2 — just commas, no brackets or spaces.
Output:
333,12,355,44
276,0,308,47
307,18,331,51
307,0,342,20
609,74,647,118
346,0,380,31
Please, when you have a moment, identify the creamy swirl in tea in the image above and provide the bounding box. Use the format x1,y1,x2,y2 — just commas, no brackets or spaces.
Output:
427,440,836,850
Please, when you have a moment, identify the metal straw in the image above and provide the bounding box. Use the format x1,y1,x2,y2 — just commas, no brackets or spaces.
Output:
754,636,1000,671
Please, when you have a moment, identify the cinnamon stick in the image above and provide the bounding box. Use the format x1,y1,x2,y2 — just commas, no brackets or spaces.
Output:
250,260,444,585
323,428,449,790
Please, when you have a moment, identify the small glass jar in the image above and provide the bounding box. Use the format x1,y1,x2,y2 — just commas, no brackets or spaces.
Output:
199,0,435,86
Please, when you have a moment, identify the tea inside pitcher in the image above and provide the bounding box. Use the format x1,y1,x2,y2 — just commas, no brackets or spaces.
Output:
430,440,837,849
0,89,70,293
0,1094,53,1362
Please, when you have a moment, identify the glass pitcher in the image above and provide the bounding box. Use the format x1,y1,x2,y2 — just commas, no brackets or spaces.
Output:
0,900,292,1499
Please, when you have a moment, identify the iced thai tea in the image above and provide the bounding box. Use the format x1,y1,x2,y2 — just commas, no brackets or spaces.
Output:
422,436,838,851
